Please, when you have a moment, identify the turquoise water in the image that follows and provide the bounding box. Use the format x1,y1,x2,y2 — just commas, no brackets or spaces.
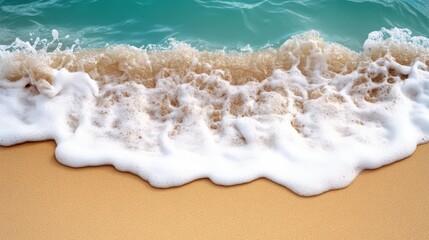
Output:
1,0,428,50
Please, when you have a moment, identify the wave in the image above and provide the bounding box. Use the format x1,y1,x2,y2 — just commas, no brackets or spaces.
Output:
1,28,428,195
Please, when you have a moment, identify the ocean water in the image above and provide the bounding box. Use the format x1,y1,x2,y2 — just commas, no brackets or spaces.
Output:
0,0,428,195
1,0,428,50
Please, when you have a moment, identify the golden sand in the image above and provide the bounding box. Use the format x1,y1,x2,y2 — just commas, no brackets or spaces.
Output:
1,141,428,239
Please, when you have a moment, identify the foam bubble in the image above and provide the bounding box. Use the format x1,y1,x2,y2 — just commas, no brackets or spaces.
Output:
51,29,59,42
1,28,429,195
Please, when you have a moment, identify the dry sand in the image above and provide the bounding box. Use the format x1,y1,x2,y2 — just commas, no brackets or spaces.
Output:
1,141,429,239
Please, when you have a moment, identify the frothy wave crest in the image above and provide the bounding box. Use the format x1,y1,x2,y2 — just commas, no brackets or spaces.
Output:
1,28,428,195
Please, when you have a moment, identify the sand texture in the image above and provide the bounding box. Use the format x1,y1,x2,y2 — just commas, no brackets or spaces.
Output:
1,141,429,239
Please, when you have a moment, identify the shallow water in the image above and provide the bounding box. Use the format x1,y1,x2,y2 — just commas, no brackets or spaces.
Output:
1,0,428,50
0,1,428,195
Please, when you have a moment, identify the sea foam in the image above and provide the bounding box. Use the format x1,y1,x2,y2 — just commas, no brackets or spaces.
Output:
1,28,428,195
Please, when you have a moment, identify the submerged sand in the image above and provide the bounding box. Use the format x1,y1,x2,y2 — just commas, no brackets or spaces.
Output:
1,141,429,239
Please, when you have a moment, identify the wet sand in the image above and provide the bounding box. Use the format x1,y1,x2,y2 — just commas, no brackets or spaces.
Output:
1,141,428,239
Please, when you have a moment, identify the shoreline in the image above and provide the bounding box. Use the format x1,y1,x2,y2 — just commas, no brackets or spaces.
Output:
1,141,429,239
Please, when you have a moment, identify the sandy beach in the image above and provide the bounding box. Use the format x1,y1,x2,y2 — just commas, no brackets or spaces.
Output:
1,141,428,239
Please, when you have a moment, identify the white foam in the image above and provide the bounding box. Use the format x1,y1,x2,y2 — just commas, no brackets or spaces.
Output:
1,28,429,195
51,29,59,42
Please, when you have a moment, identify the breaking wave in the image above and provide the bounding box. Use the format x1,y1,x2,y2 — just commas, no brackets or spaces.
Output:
1,28,429,195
